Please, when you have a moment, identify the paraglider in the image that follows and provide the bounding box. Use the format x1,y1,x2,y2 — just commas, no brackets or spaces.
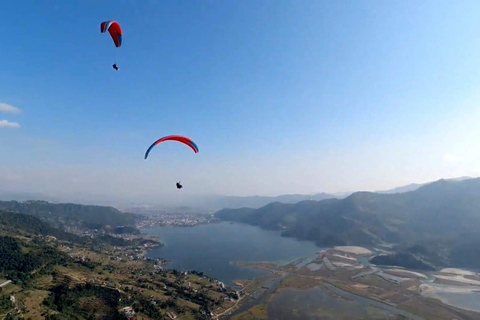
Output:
101,20,122,70
101,21,122,47
144,135,199,160
144,135,199,189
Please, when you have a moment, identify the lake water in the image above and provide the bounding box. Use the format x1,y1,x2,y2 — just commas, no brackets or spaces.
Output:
420,282,480,313
142,222,319,285
423,291,480,313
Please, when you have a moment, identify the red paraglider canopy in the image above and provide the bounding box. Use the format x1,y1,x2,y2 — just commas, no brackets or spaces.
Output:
101,21,122,47
144,135,199,159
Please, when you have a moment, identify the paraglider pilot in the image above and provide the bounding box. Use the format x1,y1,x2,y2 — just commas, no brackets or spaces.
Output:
113,63,119,70
176,182,183,189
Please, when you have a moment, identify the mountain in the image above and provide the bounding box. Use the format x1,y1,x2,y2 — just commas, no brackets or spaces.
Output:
0,200,137,229
123,193,336,214
189,192,336,210
376,176,473,194
216,178,480,268
125,177,474,212
0,190,58,202
376,183,426,194
0,210,84,243
0,209,158,249
216,197,398,246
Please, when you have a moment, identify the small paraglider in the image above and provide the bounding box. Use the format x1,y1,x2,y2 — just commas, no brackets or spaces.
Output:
176,181,183,189
100,20,122,70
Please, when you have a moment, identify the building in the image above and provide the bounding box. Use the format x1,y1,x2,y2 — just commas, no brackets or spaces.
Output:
119,306,135,319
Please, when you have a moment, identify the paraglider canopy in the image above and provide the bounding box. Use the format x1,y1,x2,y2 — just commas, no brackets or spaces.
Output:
101,21,122,47
144,135,199,160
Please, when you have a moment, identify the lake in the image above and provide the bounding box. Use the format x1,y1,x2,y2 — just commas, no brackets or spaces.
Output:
142,222,319,285
420,282,480,313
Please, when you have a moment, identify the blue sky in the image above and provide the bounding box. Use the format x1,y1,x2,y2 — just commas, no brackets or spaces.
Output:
1,0,480,204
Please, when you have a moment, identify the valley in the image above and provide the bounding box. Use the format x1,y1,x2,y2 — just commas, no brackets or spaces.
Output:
3,178,480,319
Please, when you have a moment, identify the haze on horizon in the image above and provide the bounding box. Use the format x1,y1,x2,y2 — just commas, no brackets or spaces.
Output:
1,1,480,206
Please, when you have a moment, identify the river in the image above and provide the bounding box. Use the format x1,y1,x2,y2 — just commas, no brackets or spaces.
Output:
142,222,319,285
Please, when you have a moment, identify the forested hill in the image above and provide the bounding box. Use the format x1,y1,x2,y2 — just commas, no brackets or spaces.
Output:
0,200,136,229
216,178,480,247
0,210,84,243
0,212,234,319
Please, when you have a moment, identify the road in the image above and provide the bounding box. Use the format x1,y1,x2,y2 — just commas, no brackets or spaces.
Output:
214,275,265,319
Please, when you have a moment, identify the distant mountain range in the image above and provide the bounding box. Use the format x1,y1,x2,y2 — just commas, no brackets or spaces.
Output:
2,177,474,211
375,183,426,194
216,178,480,268
0,191,58,202
140,177,475,211
376,176,473,194
190,192,336,210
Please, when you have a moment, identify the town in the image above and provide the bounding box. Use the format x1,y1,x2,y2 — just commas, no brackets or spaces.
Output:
136,212,220,228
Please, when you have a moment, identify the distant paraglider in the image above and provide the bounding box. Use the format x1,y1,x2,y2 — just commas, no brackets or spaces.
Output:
144,135,199,160
101,20,122,70
176,181,183,189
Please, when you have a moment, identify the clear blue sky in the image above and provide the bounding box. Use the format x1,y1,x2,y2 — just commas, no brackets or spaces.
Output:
1,0,480,205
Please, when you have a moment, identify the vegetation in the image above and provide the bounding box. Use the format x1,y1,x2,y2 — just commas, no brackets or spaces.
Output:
0,235,70,285
95,235,133,247
0,200,136,229
0,296,13,314
231,302,268,320
0,210,84,243
449,233,480,268
0,208,237,319
43,282,125,319
95,234,160,248
0,236,42,273
114,226,141,235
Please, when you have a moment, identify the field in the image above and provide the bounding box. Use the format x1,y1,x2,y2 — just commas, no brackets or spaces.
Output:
227,247,480,320
0,233,240,320
231,303,268,320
